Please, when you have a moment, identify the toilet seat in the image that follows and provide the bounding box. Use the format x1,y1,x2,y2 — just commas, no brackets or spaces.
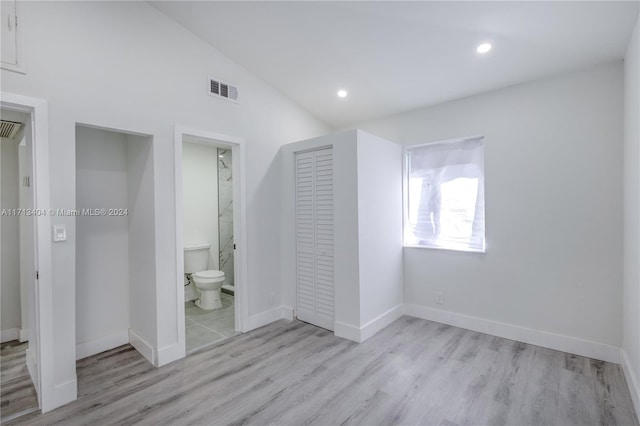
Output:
194,270,224,280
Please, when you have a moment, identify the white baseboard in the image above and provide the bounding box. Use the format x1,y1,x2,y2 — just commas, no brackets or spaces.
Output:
129,329,156,366
76,330,129,360
404,304,620,364
335,304,404,343
43,377,77,414
1,328,19,343
156,342,184,367
621,349,640,419
361,305,404,341
334,321,361,342
280,305,294,321
247,305,293,331
19,328,29,342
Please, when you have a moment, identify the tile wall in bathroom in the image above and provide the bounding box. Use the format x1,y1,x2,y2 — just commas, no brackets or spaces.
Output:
218,148,234,286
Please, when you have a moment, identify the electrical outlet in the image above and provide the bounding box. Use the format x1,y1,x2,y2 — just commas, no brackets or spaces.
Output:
435,291,444,305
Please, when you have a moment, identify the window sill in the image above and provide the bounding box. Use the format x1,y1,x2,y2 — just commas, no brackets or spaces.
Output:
403,244,486,254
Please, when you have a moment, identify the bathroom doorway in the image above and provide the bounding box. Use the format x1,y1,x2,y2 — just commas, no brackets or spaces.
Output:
174,127,247,354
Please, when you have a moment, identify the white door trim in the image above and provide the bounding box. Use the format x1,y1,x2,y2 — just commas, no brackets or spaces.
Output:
174,125,249,356
1,92,54,411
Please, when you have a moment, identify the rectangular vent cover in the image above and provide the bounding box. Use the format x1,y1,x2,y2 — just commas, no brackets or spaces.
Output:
209,77,239,102
0,120,23,139
210,79,219,95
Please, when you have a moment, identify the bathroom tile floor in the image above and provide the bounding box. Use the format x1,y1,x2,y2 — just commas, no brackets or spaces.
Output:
185,293,237,353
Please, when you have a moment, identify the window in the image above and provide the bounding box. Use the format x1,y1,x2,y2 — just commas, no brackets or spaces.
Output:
404,136,485,252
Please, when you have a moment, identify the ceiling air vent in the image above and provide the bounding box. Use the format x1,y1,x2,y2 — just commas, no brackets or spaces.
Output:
209,77,239,102
0,120,23,139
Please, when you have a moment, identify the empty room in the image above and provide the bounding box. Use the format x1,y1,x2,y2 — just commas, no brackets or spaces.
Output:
0,1,639,425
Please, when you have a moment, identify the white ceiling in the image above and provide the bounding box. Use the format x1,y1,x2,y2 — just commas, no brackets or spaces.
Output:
151,1,639,129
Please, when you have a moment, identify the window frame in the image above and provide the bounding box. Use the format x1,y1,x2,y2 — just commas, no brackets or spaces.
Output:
402,135,486,253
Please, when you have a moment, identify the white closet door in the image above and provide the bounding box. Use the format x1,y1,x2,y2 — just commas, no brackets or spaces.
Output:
295,151,316,325
295,148,334,331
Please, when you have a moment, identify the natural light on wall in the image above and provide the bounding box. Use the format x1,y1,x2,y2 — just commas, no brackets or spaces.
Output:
405,137,485,252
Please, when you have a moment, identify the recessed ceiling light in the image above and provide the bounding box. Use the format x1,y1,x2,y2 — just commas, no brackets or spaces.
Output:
337,89,348,98
477,43,492,54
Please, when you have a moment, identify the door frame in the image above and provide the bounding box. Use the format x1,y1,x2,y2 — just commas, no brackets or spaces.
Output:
281,138,336,325
174,125,249,353
1,92,54,411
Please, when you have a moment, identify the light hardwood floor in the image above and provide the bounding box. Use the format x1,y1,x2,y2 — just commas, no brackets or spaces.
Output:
0,340,38,423
5,317,639,425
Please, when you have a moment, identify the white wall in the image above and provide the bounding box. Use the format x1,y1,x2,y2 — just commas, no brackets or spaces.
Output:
1,1,328,407
126,133,156,362
357,62,624,351
18,141,29,340
1,134,21,339
182,141,219,270
623,13,640,416
75,126,130,357
14,112,35,344
331,132,362,330
356,130,403,326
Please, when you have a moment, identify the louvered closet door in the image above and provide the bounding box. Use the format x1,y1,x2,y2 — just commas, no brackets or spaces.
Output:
295,148,334,331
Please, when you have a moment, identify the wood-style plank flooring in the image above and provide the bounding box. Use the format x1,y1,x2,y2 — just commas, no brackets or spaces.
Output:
0,340,38,423
6,317,639,425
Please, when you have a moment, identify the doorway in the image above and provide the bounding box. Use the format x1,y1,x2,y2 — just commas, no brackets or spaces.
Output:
0,108,38,421
0,93,53,413
74,124,155,363
1,109,30,343
174,126,248,354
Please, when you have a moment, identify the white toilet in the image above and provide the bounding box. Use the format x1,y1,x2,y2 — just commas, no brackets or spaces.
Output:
184,243,226,310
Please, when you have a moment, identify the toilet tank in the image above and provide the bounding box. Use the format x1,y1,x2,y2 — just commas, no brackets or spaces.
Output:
184,243,210,274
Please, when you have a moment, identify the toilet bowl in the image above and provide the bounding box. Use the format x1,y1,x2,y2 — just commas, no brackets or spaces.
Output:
192,270,225,310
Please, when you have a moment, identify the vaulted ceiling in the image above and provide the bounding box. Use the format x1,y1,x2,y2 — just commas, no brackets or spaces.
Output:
151,1,639,128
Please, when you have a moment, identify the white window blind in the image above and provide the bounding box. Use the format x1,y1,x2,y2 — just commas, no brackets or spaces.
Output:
405,137,485,252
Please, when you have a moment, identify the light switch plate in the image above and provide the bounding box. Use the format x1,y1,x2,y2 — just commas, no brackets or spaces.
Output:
53,225,66,242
